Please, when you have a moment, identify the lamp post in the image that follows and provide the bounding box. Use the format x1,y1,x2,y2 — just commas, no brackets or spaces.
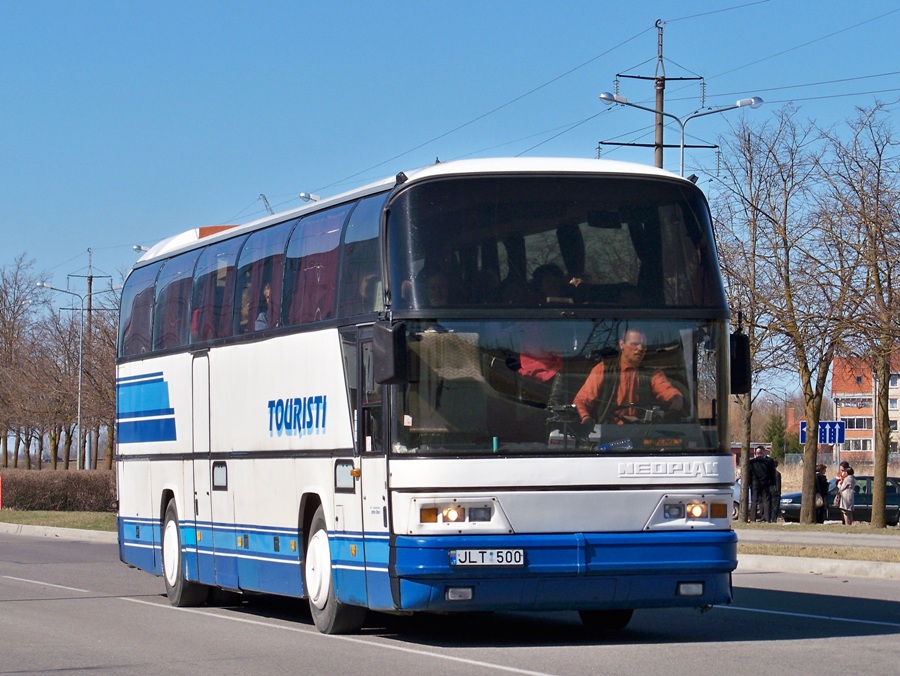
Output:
599,92,764,176
36,282,118,470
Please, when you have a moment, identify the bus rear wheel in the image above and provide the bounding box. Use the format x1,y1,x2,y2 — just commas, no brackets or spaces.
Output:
578,608,634,632
303,505,366,634
162,501,209,607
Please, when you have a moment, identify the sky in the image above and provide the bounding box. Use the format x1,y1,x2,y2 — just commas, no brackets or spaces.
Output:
2,0,899,296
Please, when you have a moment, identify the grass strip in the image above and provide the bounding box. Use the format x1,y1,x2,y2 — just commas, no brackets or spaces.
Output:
0,510,116,531
738,542,900,563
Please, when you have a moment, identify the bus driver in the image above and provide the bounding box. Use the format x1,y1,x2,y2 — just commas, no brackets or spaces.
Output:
573,326,683,427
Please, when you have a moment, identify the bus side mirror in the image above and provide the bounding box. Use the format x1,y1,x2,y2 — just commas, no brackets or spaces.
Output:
730,332,751,394
374,320,407,384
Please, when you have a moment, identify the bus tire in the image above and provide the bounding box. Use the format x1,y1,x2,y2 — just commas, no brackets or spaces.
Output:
578,608,633,632
304,505,366,634
162,501,209,607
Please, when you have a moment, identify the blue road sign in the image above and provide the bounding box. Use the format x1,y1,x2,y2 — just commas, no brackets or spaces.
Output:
799,421,845,444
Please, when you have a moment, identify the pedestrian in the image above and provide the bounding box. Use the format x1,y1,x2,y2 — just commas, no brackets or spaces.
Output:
814,463,829,523
769,459,782,522
748,446,773,522
837,464,856,526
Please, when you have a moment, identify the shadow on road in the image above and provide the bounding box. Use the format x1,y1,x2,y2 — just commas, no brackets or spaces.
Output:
215,582,900,647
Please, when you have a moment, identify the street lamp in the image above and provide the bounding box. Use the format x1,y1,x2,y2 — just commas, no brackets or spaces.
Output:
599,92,764,176
36,282,119,470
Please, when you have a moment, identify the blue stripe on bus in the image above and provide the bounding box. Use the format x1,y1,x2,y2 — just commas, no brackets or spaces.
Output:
117,379,171,415
118,515,736,613
116,372,164,384
117,418,177,443
118,408,176,420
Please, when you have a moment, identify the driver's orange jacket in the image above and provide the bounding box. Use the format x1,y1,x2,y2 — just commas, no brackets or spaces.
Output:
573,362,682,424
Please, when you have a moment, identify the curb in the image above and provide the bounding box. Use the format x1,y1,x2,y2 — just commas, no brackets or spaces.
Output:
737,553,900,580
0,522,117,543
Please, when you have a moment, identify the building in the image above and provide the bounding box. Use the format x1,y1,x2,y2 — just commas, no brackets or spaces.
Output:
831,356,900,464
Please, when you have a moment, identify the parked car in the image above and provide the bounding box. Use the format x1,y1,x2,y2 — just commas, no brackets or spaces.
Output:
779,475,900,525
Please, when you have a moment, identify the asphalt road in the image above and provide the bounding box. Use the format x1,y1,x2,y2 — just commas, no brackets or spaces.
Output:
1,528,898,675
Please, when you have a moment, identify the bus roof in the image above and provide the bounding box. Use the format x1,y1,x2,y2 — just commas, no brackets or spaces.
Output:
133,157,687,266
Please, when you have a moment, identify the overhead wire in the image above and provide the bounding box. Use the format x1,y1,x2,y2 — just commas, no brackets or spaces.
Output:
310,26,656,193
235,4,898,222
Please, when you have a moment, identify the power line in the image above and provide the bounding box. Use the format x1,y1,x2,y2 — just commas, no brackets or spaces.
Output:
704,71,900,99
311,27,656,193
233,8,898,223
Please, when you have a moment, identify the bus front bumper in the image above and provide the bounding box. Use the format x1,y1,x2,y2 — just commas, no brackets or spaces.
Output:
388,530,737,612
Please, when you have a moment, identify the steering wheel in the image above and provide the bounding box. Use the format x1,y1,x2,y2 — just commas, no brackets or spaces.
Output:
609,401,668,424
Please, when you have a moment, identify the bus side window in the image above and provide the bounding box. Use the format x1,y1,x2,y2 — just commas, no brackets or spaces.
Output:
119,262,162,357
284,204,351,325
153,250,201,351
338,194,386,317
191,236,245,342
361,341,382,452
234,220,293,333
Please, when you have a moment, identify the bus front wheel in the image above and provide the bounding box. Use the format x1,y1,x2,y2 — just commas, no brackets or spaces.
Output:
578,608,634,632
162,501,209,607
303,505,366,634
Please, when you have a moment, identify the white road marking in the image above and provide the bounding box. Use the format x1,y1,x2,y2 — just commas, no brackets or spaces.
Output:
122,597,555,675
2,575,90,593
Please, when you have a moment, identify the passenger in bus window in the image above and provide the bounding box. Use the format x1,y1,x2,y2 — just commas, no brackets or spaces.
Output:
255,282,272,330
239,285,252,333
420,267,450,306
530,263,572,304
358,272,379,312
573,326,683,428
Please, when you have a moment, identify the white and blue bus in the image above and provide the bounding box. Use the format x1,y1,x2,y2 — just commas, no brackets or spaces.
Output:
116,157,749,634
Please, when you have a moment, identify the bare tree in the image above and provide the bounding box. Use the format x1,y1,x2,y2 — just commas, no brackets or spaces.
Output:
713,106,860,523
42,309,81,469
81,292,119,469
713,123,784,521
818,103,900,528
0,254,45,467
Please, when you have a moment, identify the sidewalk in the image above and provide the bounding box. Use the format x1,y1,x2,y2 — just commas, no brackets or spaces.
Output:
0,521,117,544
735,525,900,579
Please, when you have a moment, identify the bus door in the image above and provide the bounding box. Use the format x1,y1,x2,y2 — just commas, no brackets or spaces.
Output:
339,328,390,608
190,352,213,585
192,351,239,589
357,334,391,607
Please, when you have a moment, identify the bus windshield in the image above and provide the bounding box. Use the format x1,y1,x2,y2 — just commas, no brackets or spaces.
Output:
390,318,726,456
387,174,724,310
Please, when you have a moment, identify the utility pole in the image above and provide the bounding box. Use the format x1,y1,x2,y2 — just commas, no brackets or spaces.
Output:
67,248,110,469
598,20,705,169
654,20,665,169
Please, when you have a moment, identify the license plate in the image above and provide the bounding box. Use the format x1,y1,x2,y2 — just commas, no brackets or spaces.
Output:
450,549,524,566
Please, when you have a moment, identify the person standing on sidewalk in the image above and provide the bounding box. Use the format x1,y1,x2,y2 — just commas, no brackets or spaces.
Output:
815,464,829,523
769,459,782,522
837,464,856,526
749,446,774,522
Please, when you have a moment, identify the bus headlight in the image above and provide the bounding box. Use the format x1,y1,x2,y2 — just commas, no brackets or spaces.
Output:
443,506,466,523
663,504,685,519
686,502,708,519
650,493,732,529
409,497,511,534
